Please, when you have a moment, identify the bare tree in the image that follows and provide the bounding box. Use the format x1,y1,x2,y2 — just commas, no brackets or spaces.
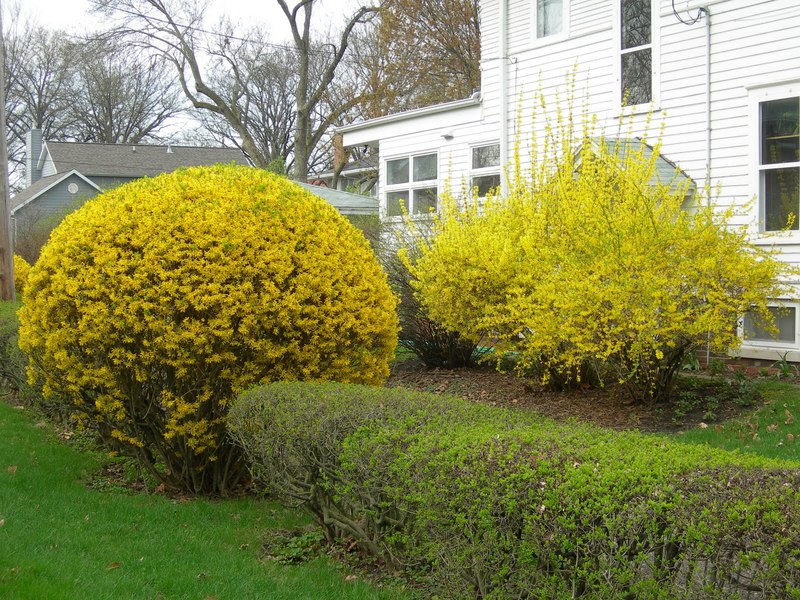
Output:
3,21,76,188
190,40,298,169
91,0,379,180
368,0,481,110
69,39,184,143
3,13,187,190
275,0,379,180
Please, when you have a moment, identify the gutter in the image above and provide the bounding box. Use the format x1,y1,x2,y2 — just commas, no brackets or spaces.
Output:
337,94,483,134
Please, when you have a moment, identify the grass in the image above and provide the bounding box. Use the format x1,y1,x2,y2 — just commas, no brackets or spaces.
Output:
0,401,411,600
674,379,800,462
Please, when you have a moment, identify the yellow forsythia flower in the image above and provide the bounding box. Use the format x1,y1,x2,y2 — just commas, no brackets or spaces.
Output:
18,164,398,493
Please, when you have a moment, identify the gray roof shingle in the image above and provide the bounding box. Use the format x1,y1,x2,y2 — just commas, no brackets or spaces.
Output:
44,141,249,178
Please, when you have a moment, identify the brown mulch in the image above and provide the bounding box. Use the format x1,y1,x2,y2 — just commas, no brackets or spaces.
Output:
386,359,752,433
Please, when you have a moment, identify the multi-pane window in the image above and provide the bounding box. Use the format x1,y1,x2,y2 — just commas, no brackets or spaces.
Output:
385,153,438,217
471,144,501,197
761,97,800,231
620,0,652,105
536,0,564,39
743,306,797,344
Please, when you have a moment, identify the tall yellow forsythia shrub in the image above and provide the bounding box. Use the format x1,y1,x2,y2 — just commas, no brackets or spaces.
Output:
18,164,398,494
411,107,791,403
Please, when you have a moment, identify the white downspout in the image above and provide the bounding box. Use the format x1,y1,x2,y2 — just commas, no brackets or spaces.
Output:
703,7,711,204
701,6,712,366
500,0,509,195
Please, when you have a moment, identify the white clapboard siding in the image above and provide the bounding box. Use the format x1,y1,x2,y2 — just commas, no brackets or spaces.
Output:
341,0,800,357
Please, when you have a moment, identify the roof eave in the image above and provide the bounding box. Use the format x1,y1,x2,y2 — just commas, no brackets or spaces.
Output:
337,92,482,135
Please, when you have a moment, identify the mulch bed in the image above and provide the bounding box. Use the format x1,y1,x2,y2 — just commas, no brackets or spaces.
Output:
386,359,753,433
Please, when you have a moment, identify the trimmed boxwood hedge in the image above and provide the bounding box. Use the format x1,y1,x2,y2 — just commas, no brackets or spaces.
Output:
228,382,800,599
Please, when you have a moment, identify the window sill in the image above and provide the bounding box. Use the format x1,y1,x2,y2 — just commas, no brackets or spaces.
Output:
382,213,437,223
734,344,800,362
614,104,662,117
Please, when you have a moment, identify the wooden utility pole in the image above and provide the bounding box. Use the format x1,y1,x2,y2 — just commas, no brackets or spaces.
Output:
0,1,16,301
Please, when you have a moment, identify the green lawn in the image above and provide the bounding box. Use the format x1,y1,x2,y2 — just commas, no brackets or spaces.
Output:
673,379,800,462
0,402,410,600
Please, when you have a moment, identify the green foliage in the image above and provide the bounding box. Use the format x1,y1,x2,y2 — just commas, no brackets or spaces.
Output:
17,164,398,495
264,156,287,176
677,380,800,462
0,401,410,600
391,222,488,368
263,527,327,564
409,95,792,403
229,381,800,599
0,301,52,415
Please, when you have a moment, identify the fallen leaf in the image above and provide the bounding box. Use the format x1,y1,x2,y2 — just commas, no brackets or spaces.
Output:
699,422,708,429
197,572,207,579
7,466,17,474
787,433,795,442
767,423,778,433
344,575,359,582
107,562,121,570
785,410,794,426
239,544,249,550
0,519,5,527
714,425,724,433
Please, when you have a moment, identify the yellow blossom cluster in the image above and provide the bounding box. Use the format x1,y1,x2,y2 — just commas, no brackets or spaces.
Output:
410,108,792,402
13,255,30,297
18,164,398,493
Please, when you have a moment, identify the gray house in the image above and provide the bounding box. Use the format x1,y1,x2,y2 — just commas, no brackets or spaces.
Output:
11,130,250,232
12,130,378,260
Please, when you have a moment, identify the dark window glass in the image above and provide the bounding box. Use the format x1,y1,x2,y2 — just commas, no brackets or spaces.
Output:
387,158,409,185
744,307,796,343
621,49,652,105
413,154,437,182
761,98,800,165
471,175,501,197
412,188,437,214
537,0,563,38
472,144,501,169
621,0,651,49
386,191,409,217
764,167,800,231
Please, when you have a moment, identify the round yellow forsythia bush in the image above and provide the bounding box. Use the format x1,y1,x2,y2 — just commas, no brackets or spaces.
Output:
13,254,31,297
18,165,398,494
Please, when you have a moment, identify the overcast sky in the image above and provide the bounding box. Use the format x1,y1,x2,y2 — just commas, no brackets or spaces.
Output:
10,0,361,40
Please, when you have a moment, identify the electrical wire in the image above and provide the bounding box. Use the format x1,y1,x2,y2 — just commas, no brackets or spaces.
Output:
78,5,361,56
671,0,705,26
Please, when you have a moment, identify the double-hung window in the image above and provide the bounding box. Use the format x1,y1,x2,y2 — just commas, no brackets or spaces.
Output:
385,153,438,217
620,0,652,105
535,0,565,39
742,305,798,346
760,96,800,231
471,144,501,198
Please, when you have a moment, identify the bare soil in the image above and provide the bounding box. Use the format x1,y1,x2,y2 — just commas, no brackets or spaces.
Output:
386,359,754,433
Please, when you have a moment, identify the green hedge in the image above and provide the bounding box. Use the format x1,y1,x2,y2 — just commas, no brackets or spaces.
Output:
0,301,50,413
228,382,800,599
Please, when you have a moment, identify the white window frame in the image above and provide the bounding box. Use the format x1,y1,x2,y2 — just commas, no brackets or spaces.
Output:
531,0,569,44
749,84,800,234
383,152,439,219
615,0,659,109
469,142,502,200
738,301,800,361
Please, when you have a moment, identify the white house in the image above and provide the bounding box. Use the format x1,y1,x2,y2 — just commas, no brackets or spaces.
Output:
339,0,800,362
